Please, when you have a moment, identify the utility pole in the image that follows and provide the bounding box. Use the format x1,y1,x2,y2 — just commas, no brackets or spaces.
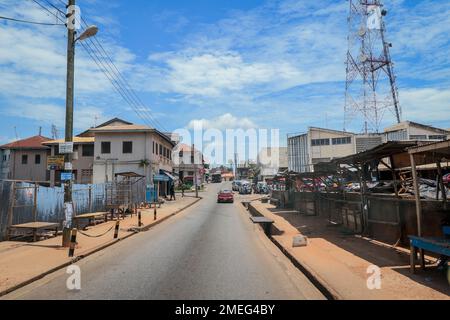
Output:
192,144,198,198
62,0,76,247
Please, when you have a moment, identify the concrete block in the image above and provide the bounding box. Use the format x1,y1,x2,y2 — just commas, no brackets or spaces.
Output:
292,235,308,247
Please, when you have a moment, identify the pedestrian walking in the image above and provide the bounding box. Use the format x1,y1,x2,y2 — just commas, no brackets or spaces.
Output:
180,181,185,198
170,183,176,201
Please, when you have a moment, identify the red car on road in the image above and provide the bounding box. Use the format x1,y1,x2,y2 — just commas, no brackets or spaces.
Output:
217,190,234,203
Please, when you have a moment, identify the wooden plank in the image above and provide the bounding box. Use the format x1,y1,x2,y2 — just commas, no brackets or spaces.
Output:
10,222,60,229
73,212,108,220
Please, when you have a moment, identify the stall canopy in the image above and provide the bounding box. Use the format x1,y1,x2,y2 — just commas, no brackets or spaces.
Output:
408,140,450,237
335,141,418,167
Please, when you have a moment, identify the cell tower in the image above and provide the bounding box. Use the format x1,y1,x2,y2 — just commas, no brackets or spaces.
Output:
344,0,402,134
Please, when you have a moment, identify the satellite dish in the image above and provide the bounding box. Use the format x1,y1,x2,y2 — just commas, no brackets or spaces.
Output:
359,54,368,63
358,27,366,37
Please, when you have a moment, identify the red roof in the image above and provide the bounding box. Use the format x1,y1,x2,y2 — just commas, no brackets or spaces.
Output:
0,135,51,150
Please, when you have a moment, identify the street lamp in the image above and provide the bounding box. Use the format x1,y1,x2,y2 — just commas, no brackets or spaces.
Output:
76,25,98,42
62,1,99,247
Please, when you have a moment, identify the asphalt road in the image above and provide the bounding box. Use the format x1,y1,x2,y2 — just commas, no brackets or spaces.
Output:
6,182,325,300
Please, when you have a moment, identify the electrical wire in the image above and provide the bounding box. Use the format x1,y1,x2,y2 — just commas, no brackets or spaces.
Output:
0,15,64,26
29,0,167,132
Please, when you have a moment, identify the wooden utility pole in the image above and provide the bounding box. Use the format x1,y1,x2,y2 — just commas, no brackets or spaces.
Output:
62,0,76,247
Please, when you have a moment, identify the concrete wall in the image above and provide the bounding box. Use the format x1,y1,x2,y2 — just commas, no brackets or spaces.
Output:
7,149,49,182
309,128,354,162
0,149,11,180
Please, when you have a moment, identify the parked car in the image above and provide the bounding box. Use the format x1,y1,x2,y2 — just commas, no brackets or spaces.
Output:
239,182,252,195
443,173,450,186
217,190,234,203
232,180,242,191
256,182,269,194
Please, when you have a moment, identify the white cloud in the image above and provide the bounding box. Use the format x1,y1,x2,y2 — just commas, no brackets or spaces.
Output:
3,103,108,131
401,88,450,122
187,113,257,131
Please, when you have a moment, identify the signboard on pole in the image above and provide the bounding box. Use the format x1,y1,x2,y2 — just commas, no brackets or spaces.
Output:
59,142,74,154
64,162,73,171
61,172,73,181
47,156,65,170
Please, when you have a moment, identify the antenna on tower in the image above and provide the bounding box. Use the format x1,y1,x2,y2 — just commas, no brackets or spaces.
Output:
344,0,402,134
51,124,59,140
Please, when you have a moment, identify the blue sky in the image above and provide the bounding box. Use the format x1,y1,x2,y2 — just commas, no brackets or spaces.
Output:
0,0,449,146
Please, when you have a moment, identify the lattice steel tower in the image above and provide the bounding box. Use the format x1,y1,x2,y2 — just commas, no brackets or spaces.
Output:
344,0,402,134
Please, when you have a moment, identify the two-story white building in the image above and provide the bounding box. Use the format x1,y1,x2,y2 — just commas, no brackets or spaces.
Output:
83,119,176,196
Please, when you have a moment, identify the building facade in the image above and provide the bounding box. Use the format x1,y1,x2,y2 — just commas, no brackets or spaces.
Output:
288,128,359,173
288,127,384,173
43,137,95,185
384,121,449,142
87,120,176,197
0,135,52,182
257,147,288,180
172,144,205,185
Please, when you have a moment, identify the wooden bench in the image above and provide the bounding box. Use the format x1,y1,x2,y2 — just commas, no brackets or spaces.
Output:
7,222,59,242
250,216,274,236
73,212,109,229
409,226,450,273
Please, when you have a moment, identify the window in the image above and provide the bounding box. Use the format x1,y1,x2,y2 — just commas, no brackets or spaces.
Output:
429,135,447,141
101,142,111,154
22,154,28,164
2,155,6,161
332,137,352,145
410,135,427,140
123,141,133,154
155,143,159,155
153,141,155,154
179,150,184,157
82,144,94,157
311,139,330,146
35,154,41,164
159,144,163,155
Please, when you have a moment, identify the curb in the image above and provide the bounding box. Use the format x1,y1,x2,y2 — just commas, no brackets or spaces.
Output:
268,236,341,300
247,202,342,301
0,197,203,298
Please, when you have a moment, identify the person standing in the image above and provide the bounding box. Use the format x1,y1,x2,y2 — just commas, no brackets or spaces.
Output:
170,183,176,201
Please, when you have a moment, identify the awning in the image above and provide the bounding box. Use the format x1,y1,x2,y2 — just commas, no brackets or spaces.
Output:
161,170,178,181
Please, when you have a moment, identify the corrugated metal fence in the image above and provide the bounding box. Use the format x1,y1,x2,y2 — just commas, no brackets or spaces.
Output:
0,180,145,241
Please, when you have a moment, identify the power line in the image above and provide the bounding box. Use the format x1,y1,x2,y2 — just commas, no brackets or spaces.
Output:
30,0,167,132
0,15,64,26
